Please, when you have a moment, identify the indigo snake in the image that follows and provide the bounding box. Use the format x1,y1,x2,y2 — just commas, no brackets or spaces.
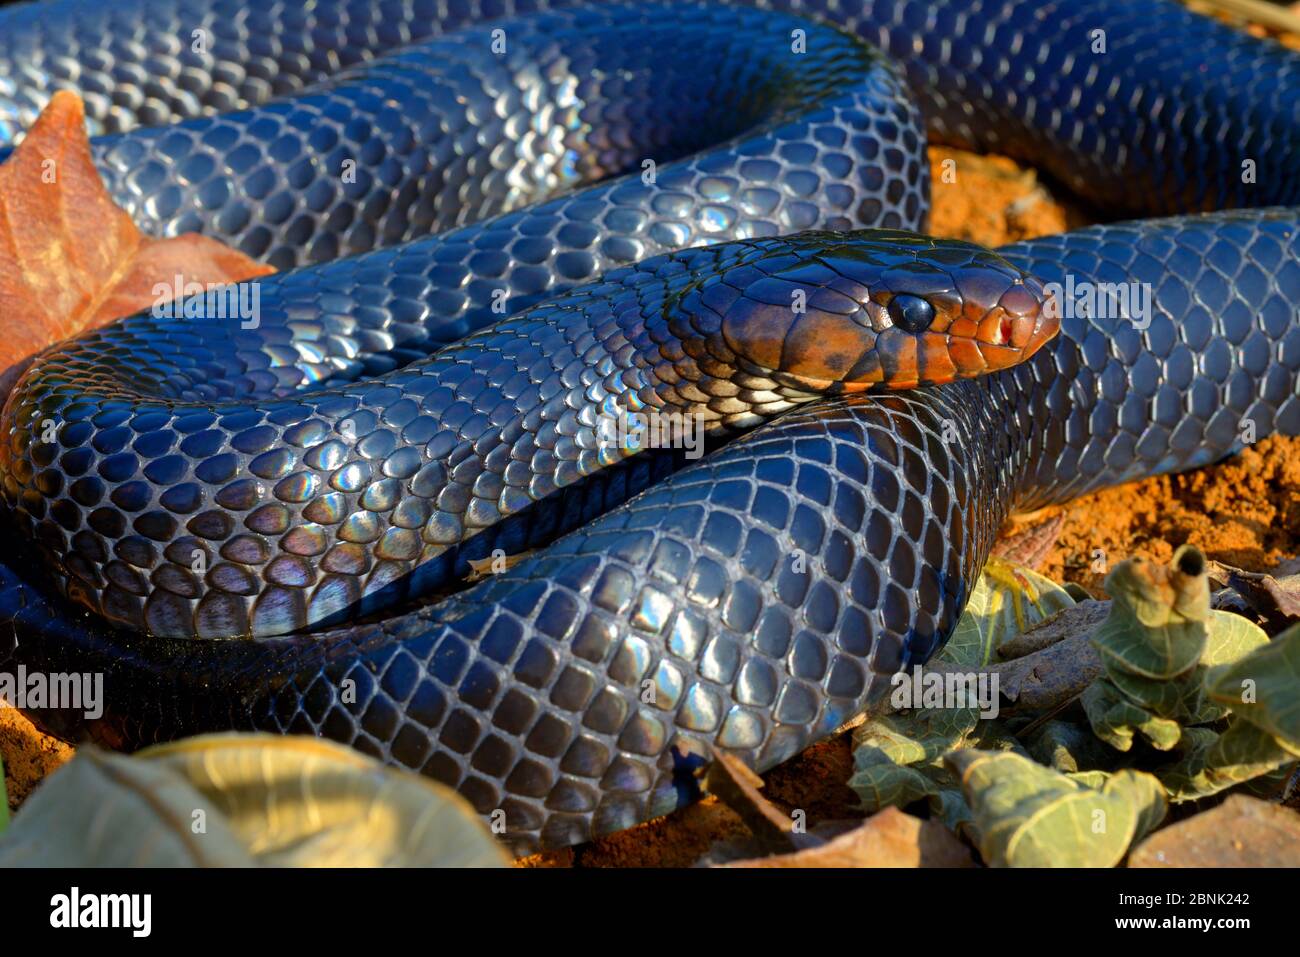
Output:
0,0,1298,854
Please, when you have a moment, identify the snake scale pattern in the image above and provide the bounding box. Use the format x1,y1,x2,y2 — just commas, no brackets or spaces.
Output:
0,0,1298,853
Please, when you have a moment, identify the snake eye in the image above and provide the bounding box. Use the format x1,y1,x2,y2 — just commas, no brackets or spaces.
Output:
887,294,935,333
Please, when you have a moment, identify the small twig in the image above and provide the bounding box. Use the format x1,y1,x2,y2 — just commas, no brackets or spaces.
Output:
1283,764,1300,804
1013,692,1085,741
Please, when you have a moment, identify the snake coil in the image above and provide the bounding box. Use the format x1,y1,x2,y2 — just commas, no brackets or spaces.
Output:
0,0,1298,853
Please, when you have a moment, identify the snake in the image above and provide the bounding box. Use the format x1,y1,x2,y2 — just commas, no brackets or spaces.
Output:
0,0,1298,855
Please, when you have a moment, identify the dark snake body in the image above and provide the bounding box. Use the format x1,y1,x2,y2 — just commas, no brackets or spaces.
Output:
1,0,1299,853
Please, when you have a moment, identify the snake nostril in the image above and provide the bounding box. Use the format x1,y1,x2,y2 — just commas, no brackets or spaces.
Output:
887,294,935,333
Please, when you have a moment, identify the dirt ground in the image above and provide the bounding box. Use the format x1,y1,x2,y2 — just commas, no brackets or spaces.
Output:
4,82,1300,868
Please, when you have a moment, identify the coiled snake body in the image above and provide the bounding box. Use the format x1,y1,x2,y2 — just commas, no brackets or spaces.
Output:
1,0,1298,853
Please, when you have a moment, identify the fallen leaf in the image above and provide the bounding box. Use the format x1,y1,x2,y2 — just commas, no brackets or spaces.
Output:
1128,794,1300,867
992,510,1067,570
0,733,509,867
938,557,1076,668
718,808,974,868
1207,560,1300,631
1092,545,1210,681
945,750,1166,867
1205,621,1300,754
704,750,816,854
465,549,536,583
989,633,1103,713
0,91,273,397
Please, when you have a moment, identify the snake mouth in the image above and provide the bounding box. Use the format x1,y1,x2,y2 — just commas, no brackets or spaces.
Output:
702,230,1060,392
935,271,1060,382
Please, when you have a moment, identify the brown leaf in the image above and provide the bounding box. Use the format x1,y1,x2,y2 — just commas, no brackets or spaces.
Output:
704,750,814,854
699,749,974,867
992,509,1067,570
1128,794,1300,867
1207,560,1300,632
0,91,274,397
718,808,975,868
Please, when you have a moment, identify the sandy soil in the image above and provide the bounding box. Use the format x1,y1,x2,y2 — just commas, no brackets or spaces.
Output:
4,124,1299,868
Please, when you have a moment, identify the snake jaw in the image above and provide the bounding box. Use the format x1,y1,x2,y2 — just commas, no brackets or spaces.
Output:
974,275,1061,368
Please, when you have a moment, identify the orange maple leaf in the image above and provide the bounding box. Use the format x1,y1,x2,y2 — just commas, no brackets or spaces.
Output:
0,91,275,397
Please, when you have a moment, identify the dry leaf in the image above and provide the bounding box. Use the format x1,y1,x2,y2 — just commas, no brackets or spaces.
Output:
0,91,273,396
719,808,974,868
0,734,509,867
704,750,815,854
1207,559,1300,631
992,510,1067,570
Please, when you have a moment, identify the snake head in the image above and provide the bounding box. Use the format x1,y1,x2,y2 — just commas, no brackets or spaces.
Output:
677,229,1059,392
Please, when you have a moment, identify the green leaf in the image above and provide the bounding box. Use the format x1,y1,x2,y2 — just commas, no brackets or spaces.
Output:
0,745,252,866
1205,622,1300,754
1238,761,1300,800
1118,772,1172,843
1091,547,1209,681
848,748,938,811
0,733,509,867
938,559,1076,667
1082,680,1183,752
1104,665,1206,722
1025,719,1115,774
1158,721,1296,802
1077,559,1297,799
946,750,1166,867
853,705,982,765
851,553,1069,831
849,690,1030,842
932,788,976,840
1063,582,1093,603
1066,770,1112,789
1202,610,1270,666
848,707,979,813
